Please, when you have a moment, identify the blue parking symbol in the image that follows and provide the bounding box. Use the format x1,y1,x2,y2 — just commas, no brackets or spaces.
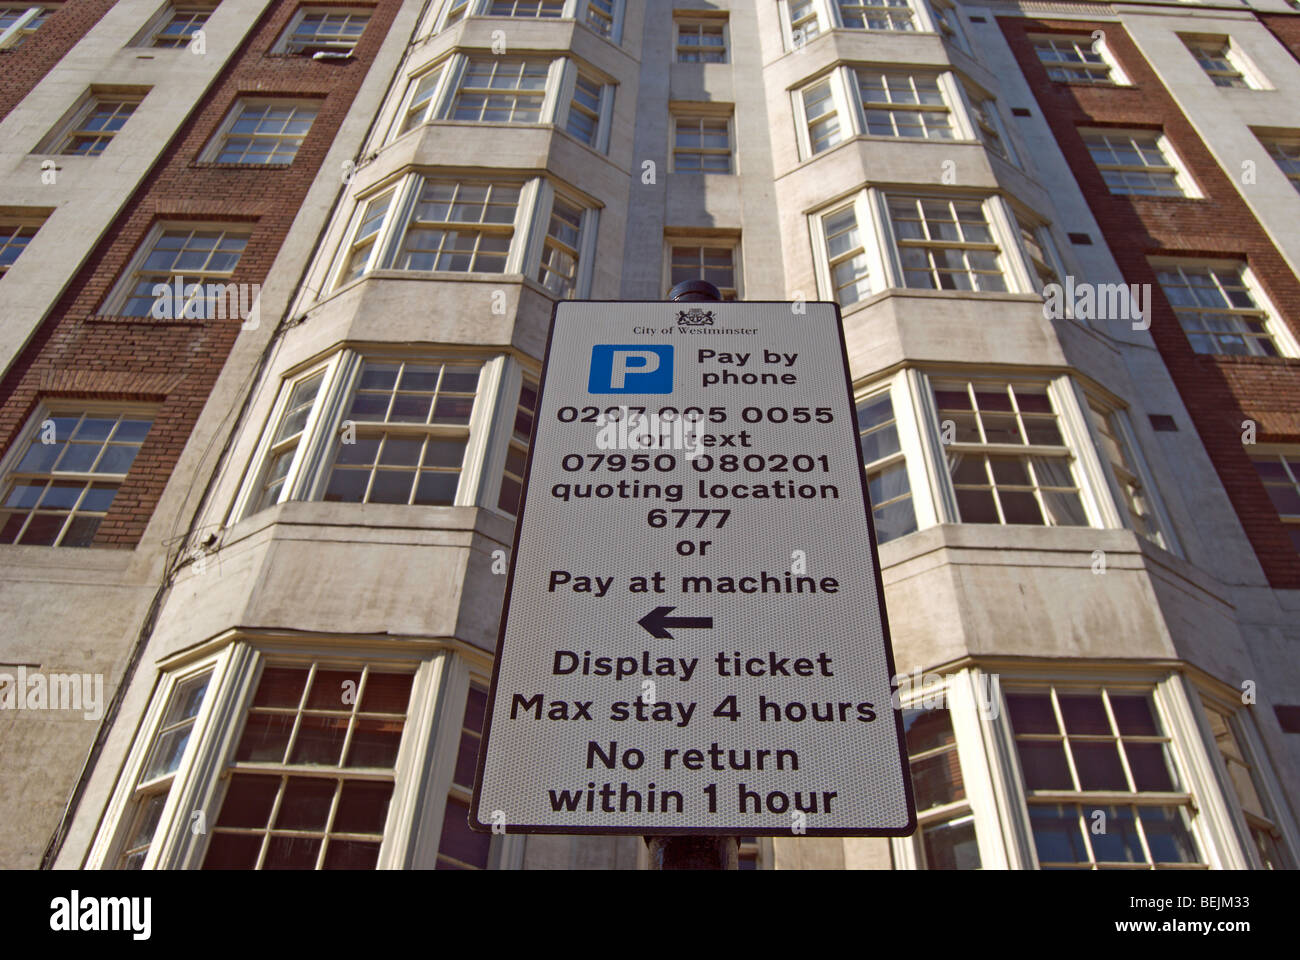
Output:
588,345,674,394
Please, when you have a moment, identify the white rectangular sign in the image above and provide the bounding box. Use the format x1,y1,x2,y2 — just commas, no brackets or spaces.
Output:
472,301,915,836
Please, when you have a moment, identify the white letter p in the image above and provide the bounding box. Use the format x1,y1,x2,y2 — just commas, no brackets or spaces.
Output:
610,350,659,389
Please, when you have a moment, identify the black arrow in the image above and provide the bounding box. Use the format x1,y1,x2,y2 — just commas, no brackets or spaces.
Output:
637,605,713,640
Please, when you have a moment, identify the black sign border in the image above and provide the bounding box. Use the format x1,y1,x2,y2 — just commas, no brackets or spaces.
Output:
470,299,916,838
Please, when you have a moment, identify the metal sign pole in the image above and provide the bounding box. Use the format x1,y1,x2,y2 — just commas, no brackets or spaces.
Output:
642,279,739,871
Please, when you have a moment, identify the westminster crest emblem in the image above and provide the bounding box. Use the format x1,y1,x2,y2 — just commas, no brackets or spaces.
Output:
676,308,715,326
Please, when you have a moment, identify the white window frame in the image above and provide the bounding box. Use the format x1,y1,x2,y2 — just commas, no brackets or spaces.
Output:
831,0,919,34
855,381,921,545
1030,33,1130,86
813,190,1037,301
1149,257,1297,359
0,402,158,548
1256,132,1300,194
1247,444,1300,554
388,54,613,154
199,98,320,165
481,358,541,519
913,371,1117,529
98,221,250,318
810,191,890,308
854,68,957,143
554,60,615,154
798,68,1018,162
1078,391,1181,555
1180,34,1269,90
926,0,967,52
326,172,597,295
87,643,522,870
1009,206,1068,301
272,7,371,57
669,104,735,174
890,671,1005,869
1193,686,1300,869
985,670,1242,869
39,90,145,157
426,0,472,33
953,81,1019,167
388,60,454,141
129,3,212,48
0,4,53,50
1081,128,1200,199
86,652,227,870
0,215,42,279
778,0,824,52
673,13,728,64
232,351,508,520
520,180,600,299
663,235,742,300
426,0,624,42
793,71,855,159
482,0,566,18
882,193,1012,294
858,372,940,532
581,0,623,43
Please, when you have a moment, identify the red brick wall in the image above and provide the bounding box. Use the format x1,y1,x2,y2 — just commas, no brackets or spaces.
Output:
0,0,401,548
0,1,117,119
1260,14,1300,65
999,17,1300,589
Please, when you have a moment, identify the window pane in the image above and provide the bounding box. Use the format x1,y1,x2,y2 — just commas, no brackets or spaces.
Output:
1007,694,1057,734
1139,806,1199,863
1071,742,1128,791
1088,805,1144,863
1058,694,1109,735
216,774,280,829
1018,741,1073,790
1125,741,1176,792
1029,805,1088,864
437,796,492,868
922,816,982,869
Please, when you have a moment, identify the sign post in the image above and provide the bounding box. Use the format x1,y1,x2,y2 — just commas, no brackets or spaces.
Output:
471,291,915,862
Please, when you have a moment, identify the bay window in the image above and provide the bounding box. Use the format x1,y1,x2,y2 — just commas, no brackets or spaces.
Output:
933,379,1086,527
396,181,519,273
841,370,1182,539
235,353,546,522
329,172,598,296
779,0,962,50
389,53,614,153
795,67,1017,162
892,668,1281,870
89,644,515,869
321,360,479,507
1007,686,1204,868
836,0,914,32
451,58,549,123
426,0,624,43
857,70,953,140
812,190,1064,302
889,197,1006,292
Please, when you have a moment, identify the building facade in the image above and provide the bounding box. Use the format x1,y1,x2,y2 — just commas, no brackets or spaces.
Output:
1,0,1297,870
